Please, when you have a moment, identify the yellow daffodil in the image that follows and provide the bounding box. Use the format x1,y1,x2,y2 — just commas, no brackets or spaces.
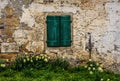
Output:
23,59,26,63
96,63,99,66
36,58,38,61
42,56,44,59
6,59,9,62
26,56,29,58
93,67,96,70
40,54,43,57
89,71,93,75
25,52,28,55
44,55,47,57
39,57,41,60
89,59,92,62
27,58,30,61
0,64,6,67
30,57,33,60
100,64,103,67
44,58,48,62
48,57,50,59
90,64,93,67
107,78,110,81
84,65,87,68
30,60,33,62
88,67,91,70
98,67,103,72
36,56,39,59
100,78,104,81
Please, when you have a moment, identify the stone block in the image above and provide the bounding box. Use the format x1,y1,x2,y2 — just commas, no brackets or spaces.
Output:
1,43,19,53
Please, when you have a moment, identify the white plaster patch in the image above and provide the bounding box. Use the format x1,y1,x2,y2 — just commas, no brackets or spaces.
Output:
61,6,79,13
29,3,79,13
0,0,9,17
0,0,8,9
20,5,36,27
104,2,120,54
105,2,120,31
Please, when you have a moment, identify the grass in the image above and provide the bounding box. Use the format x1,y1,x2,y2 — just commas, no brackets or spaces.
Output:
0,67,120,81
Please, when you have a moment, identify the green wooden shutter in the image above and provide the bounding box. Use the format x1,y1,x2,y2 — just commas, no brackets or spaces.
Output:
46,16,60,47
60,16,72,46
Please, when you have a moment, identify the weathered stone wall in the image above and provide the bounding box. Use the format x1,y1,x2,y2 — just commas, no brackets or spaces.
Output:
0,0,120,73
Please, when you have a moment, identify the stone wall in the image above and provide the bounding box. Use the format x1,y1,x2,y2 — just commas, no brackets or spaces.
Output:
0,0,120,73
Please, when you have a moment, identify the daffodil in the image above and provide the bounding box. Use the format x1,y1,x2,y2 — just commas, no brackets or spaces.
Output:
100,78,104,81
26,56,29,58
23,59,26,63
98,67,103,72
84,65,87,68
44,55,47,57
89,71,93,75
88,67,91,70
96,63,99,66
48,57,50,59
107,78,110,81
93,67,96,70
89,59,92,62
39,57,41,60
40,54,43,57
36,56,39,59
6,59,9,62
44,58,48,62
27,58,30,61
30,60,33,62
30,57,33,60
42,56,45,59
90,64,93,67
25,52,28,55
0,64,6,67
100,64,103,67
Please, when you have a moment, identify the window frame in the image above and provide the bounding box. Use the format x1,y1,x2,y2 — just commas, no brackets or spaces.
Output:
44,0,53,3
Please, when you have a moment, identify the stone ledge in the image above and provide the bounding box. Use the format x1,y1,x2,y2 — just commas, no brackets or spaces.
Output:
0,53,17,61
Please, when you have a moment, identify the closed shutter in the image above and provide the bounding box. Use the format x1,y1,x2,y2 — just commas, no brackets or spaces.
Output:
46,15,72,47
60,16,72,46
46,16,60,47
